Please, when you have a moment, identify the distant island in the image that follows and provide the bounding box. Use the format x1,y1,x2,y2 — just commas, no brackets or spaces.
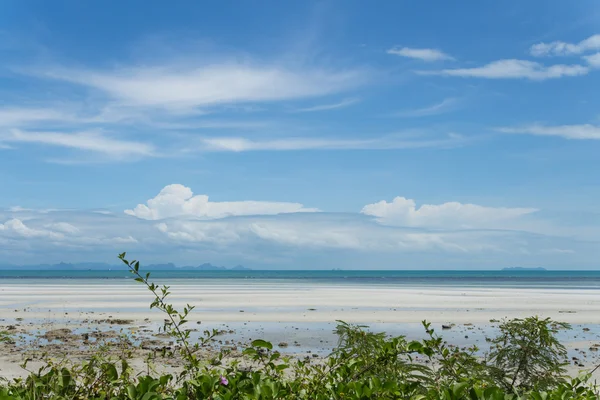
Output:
0,262,251,271
502,267,547,271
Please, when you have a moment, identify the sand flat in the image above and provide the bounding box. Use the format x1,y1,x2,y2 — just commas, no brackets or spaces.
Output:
1,281,599,323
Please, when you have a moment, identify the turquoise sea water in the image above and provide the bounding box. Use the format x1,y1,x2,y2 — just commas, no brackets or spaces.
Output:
1,269,600,289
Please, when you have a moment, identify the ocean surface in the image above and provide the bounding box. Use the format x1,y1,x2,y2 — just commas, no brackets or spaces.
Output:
1,269,600,289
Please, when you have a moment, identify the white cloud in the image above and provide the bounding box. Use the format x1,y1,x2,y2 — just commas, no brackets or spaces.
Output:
33,63,367,111
530,34,600,56
583,52,600,68
128,190,541,253
125,184,319,220
112,235,138,244
541,248,575,255
0,218,64,240
292,97,360,112
197,134,465,152
123,187,542,253
1,192,597,268
8,206,65,213
0,212,143,252
0,129,156,158
93,210,113,215
44,222,80,235
424,59,589,80
393,98,458,118
152,215,489,253
361,197,537,229
498,124,600,140
0,105,259,131
0,107,77,127
387,47,454,62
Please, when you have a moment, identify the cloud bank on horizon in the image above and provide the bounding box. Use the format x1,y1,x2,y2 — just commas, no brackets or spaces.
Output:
1,184,597,269
0,1,599,268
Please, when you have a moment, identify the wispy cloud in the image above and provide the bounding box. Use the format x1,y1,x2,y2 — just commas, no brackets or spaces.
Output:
387,47,454,62
423,59,589,80
0,107,78,127
584,52,600,68
1,129,156,157
0,105,275,133
541,248,575,255
392,98,459,118
28,63,368,112
291,97,360,113
196,134,465,152
497,124,600,140
530,34,600,57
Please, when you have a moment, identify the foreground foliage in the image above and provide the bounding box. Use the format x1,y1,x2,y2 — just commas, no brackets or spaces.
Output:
0,254,597,399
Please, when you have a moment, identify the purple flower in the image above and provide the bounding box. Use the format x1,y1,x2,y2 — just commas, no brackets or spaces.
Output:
220,376,228,386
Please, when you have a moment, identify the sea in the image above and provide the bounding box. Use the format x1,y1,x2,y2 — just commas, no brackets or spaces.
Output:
1,269,600,289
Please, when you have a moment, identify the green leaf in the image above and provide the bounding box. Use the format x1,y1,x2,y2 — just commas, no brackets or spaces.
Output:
126,384,137,399
251,339,273,350
452,382,469,397
102,362,119,381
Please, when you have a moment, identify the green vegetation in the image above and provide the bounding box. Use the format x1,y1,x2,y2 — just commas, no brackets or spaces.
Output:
0,253,597,399
0,331,12,344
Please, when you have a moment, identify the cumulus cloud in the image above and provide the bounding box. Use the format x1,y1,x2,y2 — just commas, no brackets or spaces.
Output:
0,218,65,240
387,47,454,62
0,212,144,258
497,124,600,140
530,34,600,57
126,189,541,253
125,184,319,220
423,59,589,80
361,197,537,229
119,188,547,254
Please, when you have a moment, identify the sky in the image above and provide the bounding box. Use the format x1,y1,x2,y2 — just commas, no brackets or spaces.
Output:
1,0,600,269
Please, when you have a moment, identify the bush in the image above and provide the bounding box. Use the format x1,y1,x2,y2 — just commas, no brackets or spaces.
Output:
0,254,597,399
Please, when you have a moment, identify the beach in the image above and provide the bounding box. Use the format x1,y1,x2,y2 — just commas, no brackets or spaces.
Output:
1,277,600,380
1,280,600,324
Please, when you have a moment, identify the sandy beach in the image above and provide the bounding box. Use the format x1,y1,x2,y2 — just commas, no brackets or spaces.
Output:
1,280,600,380
1,281,600,324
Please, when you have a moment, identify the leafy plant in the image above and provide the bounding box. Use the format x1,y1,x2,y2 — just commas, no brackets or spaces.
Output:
488,317,570,391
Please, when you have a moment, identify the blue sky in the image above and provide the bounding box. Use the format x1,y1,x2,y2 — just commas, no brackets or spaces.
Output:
1,0,600,269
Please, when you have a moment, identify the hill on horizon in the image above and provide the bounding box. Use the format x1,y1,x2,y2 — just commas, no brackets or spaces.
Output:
0,262,251,271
